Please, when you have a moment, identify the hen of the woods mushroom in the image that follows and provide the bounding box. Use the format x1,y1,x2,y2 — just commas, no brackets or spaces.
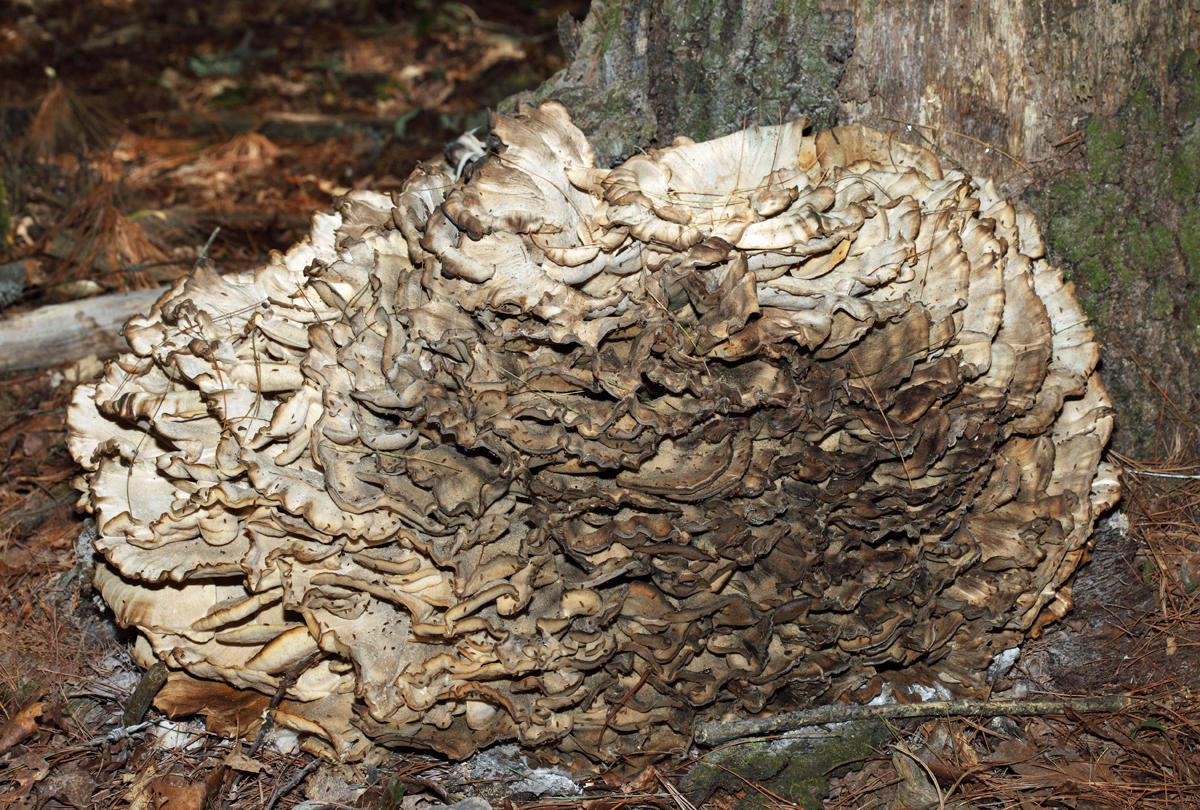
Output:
69,103,1118,767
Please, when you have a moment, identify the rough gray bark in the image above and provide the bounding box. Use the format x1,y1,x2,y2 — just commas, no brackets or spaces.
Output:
830,1,1191,194
505,0,854,167
514,0,1200,457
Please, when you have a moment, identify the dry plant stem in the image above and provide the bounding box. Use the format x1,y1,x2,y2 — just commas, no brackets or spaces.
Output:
879,117,1033,176
247,650,322,759
198,228,221,260
224,652,323,807
694,694,1136,745
262,758,319,810
1112,452,1200,480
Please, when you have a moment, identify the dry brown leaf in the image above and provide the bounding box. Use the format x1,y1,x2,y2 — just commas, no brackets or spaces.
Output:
0,702,47,754
123,762,159,810
0,548,34,575
154,672,269,738
891,749,940,810
986,736,1039,766
1008,751,1113,792
35,761,97,808
223,751,263,774
616,766,661,794
303,764,367,805
20,432,48,457
136,774,207,810
7,750,51,794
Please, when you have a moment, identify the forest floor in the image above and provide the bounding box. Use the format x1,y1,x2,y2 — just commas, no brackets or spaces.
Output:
2,1,1200,808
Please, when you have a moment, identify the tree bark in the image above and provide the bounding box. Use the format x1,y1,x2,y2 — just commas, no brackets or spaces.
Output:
508,0,855,167
513,0,1200,457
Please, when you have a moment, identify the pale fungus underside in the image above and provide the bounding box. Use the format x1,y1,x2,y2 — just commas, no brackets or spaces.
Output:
68,103,1119,768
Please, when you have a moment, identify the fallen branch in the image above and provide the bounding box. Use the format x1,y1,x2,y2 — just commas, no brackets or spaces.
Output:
0,286,165,373
122,661,169,726
694,694,1136,746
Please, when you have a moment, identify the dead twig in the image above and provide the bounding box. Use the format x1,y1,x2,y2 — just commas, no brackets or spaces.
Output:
695,694,1137,746
121,661,168,726
880,117,1033,175
262,758,319,810
247,650,322,758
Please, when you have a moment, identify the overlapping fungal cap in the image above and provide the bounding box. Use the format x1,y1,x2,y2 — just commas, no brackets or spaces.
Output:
68,102,1119,768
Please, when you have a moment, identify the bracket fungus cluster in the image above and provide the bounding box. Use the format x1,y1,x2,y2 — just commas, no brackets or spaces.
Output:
69,102,1119,767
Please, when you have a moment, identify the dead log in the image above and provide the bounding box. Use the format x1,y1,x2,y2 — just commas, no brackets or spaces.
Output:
0,287,166,374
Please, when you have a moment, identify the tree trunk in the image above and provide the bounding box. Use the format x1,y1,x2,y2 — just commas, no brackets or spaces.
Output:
510,0,1200,457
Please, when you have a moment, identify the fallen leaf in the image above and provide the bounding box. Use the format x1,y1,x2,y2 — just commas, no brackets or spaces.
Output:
304,764,367,805
8,750,51,794
1008,753,1113,792
36,761,97,807
144,774,207,810
21,431,48,457
223,750,263,774
985,736,1038,765
616,765,659,794
124,762,160,810
0,701,47,754
0,547,34,574
891,748,940,809
154,671,269,737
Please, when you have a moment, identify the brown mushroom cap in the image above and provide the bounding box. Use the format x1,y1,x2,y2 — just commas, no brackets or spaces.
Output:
69,102,1118,767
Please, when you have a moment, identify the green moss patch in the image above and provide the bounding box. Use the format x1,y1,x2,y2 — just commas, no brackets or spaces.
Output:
680,720,889,809
1038,67,1200,335
1084,117,1125,185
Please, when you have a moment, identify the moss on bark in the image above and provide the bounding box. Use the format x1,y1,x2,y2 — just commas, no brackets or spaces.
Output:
1028,47,1200,454
503,0,853,166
